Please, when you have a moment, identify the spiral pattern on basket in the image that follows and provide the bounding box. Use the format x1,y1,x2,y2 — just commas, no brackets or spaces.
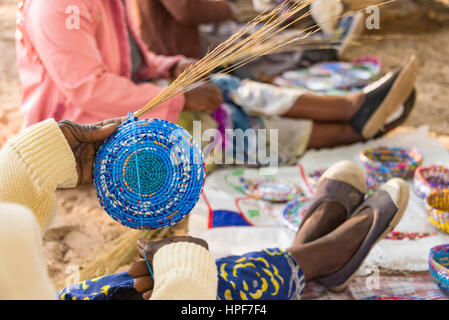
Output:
93,118,205,230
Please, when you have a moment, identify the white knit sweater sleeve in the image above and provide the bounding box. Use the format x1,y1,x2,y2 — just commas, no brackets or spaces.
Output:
0,119,219,300
0,119,78,231
0,203,57,300
150,242,218,300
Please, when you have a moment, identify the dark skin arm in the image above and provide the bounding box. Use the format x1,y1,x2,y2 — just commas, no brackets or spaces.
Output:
160,0,237,26
170,58,223,114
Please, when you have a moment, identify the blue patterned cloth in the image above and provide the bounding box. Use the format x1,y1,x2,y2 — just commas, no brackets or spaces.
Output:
58,272,138,300
217,248,305,300
58,249,305,301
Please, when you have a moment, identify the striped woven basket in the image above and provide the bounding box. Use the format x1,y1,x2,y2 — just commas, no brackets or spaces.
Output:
414,165,449,200
360,147,423,183
426,190,449,234
429,244,449,292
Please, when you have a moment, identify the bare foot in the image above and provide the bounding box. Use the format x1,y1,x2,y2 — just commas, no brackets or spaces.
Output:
285,92,365,122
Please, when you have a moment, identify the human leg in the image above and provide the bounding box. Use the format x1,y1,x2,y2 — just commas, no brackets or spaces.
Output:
285,93,364,122
288,178,409,291
286,55,418,140
306,122,363,149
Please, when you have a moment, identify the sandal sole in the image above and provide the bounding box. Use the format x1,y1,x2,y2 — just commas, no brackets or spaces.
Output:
362,55,419,139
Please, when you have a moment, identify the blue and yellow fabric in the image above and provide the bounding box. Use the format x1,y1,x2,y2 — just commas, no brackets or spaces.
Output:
58,272,139,300
58,248,305,301
216,248,305,300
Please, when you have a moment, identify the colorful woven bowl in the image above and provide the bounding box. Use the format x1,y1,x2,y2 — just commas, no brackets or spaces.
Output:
281,197,311,232
360,147,423,182
429,244,449,292
365,296,421,300
426,191,449,234
414,165,449,200
243,179,303,203
93,117,205,230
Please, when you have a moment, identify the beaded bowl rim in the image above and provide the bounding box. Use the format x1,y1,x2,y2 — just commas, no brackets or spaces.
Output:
243,179,304,203
429,243,449,268
428,243,449,290
425,190,449,234
426,190,449,212
359,147,423,168
414,165,449,188
281,196,312,231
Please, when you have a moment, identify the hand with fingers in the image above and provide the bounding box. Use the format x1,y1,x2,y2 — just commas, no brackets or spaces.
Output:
184,83,223,113
170,58,198,79
57,117,126,185
129,236,209,300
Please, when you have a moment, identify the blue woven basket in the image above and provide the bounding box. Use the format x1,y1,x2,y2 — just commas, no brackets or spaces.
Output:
93,117,205,230
429,244,449,292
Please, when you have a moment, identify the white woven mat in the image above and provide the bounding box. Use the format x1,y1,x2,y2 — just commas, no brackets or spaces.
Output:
188,126,449,273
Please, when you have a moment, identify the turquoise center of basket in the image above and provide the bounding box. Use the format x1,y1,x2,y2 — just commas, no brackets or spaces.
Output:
124,152,167,195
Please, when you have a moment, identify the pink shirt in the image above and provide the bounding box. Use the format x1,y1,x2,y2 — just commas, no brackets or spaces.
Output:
16,0,185,127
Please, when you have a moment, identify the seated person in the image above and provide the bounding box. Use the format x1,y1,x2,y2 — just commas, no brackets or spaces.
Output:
59,162,410,300
201,55,418,166
0,119,409,300
129,0,238,59
132,0,364,80
16,0,222,127
15,1,418,168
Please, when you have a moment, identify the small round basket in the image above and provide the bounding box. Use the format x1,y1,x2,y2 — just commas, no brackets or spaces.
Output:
281,197,311,231
414,165,449,200
426,191,449,234
360,147,423,182
93,117,205,230
243,179,303,203
428,244,449,292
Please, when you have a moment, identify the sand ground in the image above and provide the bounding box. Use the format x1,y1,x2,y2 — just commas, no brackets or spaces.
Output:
0,0,448,290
